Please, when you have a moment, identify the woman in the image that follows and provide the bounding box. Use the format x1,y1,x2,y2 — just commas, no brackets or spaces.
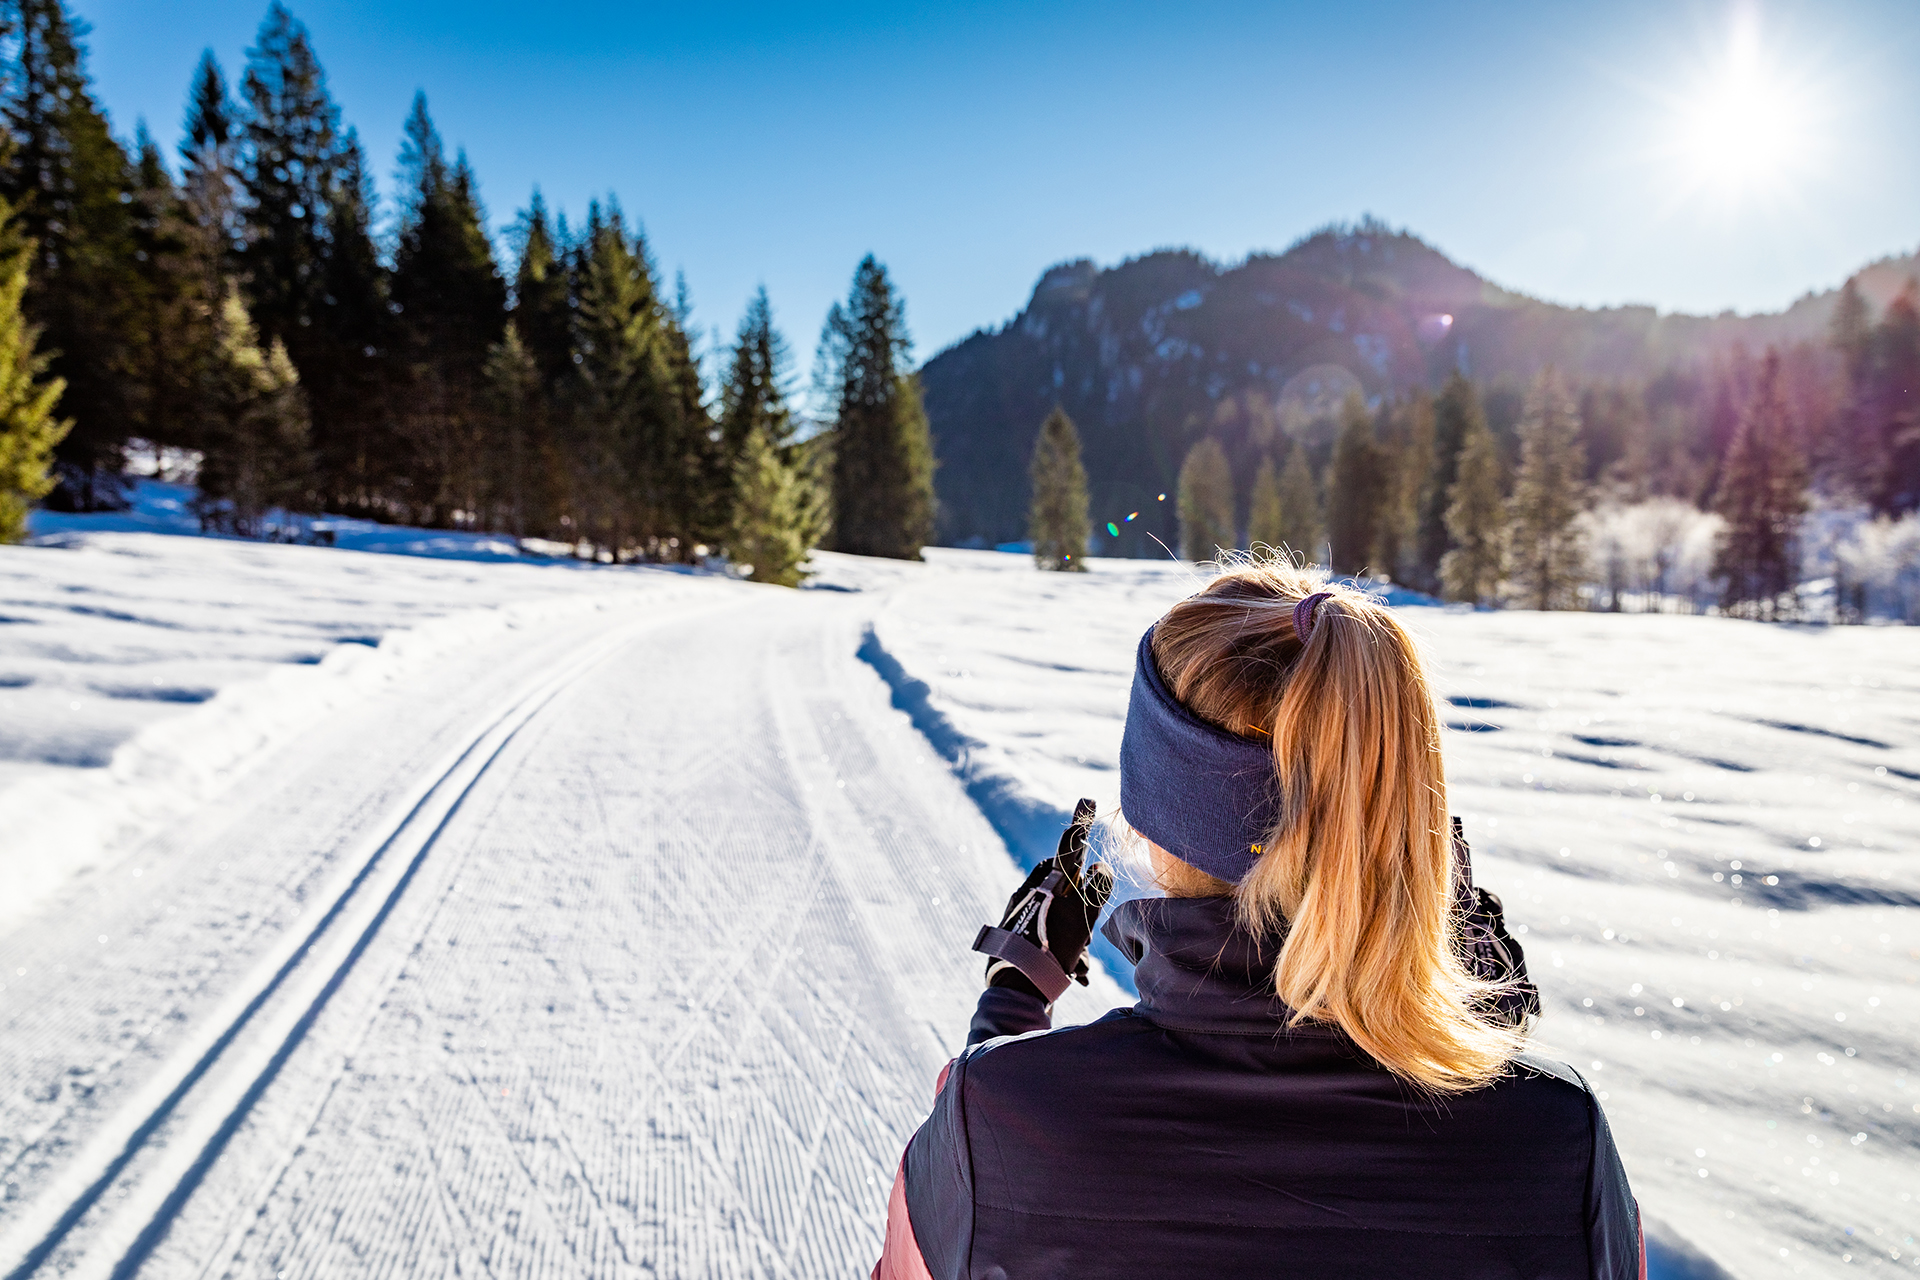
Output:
875,560,1643,1279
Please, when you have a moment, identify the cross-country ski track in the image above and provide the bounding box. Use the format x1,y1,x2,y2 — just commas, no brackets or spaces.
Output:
0,580,1125,1279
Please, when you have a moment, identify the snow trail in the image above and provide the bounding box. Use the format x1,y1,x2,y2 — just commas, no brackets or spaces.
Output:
1,583,1121,1278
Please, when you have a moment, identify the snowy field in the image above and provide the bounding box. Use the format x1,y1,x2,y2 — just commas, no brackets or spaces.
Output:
0,506,1912,1278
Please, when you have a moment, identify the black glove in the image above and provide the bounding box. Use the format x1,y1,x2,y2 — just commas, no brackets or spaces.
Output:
1450,816,1541,1027
972,798,1115,1004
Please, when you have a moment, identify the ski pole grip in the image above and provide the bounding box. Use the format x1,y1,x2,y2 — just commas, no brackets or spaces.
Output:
972,925,1074,1003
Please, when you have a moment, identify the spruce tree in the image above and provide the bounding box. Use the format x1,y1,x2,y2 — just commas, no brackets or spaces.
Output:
1713,349,1808,618
1327,391,1388,576
718,288,821,582
179,51,240,298
1246,454,1285,551
389,95,506,524
568,202,708,556
566,203,652,552
0,192,70,541
123,126,214,453
1379,394,1434,586
1505,370,1589,610
663,270,722,552
238,3,341,359
308,128,390,512
1176,436,1233,560
822,255,934,559
1829,277,1879,504
1869,285,1920,514
195,285,310,535
1439,418,1505,606
1028,405,1089,570
731,422,826,587
1417,373,1486,585
1276,440,1323,563
0,0,135,506
510,191,573,386
482,322,540,537
505,191,572,535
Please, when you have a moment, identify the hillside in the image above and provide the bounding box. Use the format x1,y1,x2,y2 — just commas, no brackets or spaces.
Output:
920,220,1919,550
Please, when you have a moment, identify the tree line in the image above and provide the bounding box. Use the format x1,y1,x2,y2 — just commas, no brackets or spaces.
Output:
1028,278,1919,620
0,0,938,579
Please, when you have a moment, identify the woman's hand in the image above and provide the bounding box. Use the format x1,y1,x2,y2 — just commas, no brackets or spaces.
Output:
972,798,1115,1003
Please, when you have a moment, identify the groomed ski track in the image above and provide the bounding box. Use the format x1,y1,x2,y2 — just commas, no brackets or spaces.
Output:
0,582,1125,1279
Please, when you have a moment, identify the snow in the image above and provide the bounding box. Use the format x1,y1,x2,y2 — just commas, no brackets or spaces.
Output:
1,481,705,922
0,510,1911,1278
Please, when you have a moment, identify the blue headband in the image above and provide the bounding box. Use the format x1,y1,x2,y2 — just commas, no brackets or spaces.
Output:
1118,625,1282,884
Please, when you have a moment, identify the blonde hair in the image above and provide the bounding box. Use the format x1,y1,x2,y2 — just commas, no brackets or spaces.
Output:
1148,554,1526,1092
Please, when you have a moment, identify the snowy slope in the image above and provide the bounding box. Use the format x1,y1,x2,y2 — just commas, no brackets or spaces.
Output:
816,547,1919,1280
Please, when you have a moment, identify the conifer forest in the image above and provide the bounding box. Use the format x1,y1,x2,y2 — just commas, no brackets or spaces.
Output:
0,0,1915,622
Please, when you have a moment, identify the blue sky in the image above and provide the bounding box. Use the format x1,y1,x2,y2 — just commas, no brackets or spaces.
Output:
77,0,1920,364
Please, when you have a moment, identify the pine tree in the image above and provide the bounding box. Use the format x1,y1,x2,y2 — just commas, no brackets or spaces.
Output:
718,288,821,582
731,423,826,587
663,270,722,553
1869,284,1920,514
195,285,310,535
1829,277,1879,504
1327,391,1388,576
1506,370,1589,610
482,322,539,537
1373,394,1431,584
1276,440,1323,563
307,128,389,512
718,287,793,462
1246,454,1284,551
510,191,573,387
238,3,341,359
566,203,653,552
822,255,934,559
1439,418,1505,606
0,0,135,506
1417,373,1486,586
123,125,214,452
1028,405,1089,570
179,51,240,298
1713,349,1809,618
0,192,70,541
389,95,505,524
567,202,707,557
1176,436,1233,560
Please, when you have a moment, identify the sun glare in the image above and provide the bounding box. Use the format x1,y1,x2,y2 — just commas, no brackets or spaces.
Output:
1664,8,1823,205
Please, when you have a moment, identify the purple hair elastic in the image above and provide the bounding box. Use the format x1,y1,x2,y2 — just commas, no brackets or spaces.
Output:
1293,591,1334,644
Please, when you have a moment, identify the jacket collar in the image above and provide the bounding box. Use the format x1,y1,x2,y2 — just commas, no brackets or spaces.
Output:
1103,895,1340,1037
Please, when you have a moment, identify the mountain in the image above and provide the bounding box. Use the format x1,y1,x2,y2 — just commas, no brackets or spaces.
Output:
918,217,1918,550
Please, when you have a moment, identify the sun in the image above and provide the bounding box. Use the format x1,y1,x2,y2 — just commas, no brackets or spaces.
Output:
1663,9,1823,204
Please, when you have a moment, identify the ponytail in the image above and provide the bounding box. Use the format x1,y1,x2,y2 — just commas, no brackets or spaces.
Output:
1150,558,1525,1092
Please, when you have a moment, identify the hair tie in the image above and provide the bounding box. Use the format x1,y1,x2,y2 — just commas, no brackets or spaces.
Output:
1293,591,1334,644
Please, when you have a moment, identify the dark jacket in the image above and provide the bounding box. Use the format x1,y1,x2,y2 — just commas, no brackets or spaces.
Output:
899,895,1642,1279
